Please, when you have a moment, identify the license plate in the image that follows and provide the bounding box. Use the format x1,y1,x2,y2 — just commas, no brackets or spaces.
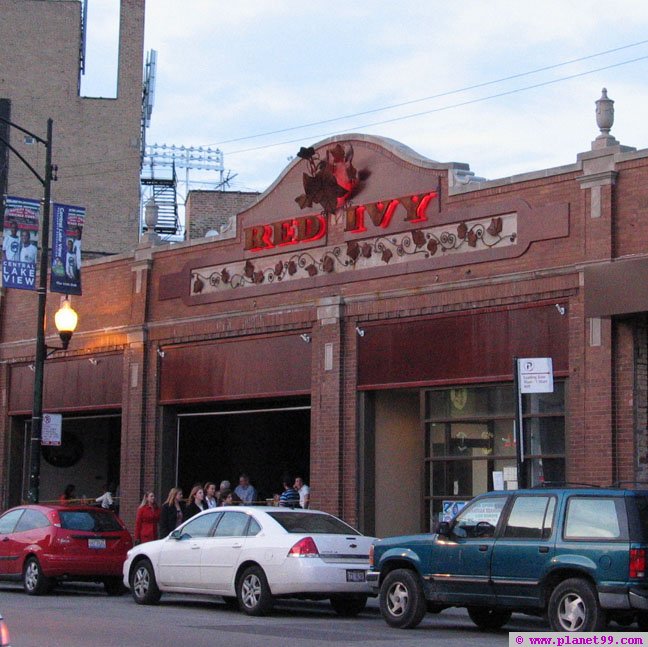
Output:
346,569,366,582
88,538,106,549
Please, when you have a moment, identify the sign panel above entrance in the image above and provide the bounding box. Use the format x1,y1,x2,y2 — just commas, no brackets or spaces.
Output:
158,135,570,305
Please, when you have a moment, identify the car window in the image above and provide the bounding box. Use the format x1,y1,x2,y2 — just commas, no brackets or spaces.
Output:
503,496,555,540
564,497,626,540
179,513,218,539
247,517,261,536
266,512,361,535
213,512,249,537
59,510,122,532
0,509,25,534
15,509,50,532
451,496,507,539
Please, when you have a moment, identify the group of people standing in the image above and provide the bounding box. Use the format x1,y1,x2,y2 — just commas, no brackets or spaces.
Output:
134,473,310,544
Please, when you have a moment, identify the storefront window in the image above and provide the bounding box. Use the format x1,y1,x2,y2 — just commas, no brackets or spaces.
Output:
424,382,565,529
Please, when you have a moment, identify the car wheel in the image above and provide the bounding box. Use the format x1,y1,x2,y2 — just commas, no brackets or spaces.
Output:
23,557,52,596
379,568,427,629
130,559,162,605
237,565,273,616
636,613,648,630
103,577,126,596
548,578,606,632
467,607,512,630
329,594,368,617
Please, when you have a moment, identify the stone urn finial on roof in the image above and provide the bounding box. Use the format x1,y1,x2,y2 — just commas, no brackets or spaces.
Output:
595,87,614,136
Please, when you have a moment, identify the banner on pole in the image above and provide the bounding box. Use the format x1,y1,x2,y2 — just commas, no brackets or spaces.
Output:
2,196,40,290
50,203,84,295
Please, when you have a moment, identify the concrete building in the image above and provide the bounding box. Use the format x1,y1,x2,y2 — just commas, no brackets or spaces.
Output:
0,0,145,257
0,90,647,539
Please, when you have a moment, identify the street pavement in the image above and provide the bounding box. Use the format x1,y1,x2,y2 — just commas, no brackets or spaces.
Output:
0,582,553,647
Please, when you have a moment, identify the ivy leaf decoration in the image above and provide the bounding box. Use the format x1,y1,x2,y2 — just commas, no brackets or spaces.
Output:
347,241,360,262
381,248,393,264
467,229,478,247
192,277,204,293
306,264,318,277
287,260,298,275
296,146,316,160
427,239,438,255
457,222,468,240
243,260,255,279
274,261,284,278
487,217,503,237
412,229,426,248
361,243,373,259
220,268,230,284
253,271,265,284
322,255,335,273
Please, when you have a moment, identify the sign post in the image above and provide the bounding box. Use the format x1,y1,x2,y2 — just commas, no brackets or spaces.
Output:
514,357,554,489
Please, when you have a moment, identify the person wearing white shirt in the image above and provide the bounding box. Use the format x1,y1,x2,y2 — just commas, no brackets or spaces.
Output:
294,476,310,509
18,230,37,263
2,221,20,261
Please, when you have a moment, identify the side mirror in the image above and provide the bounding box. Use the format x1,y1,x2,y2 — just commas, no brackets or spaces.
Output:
436,521,452,536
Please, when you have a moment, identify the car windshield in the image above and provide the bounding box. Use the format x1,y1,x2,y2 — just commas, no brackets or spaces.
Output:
59,510,122,532
266,511,361,535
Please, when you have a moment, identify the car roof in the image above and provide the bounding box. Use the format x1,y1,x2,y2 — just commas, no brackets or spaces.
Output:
480,487,648,497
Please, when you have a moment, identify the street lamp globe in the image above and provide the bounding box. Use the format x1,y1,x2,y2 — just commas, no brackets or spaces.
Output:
54,298,78,350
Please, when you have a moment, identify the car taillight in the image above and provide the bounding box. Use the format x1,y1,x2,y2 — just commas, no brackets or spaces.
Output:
0,616,10,646
630,548,647,578
369,544,374,568
287,537,319,557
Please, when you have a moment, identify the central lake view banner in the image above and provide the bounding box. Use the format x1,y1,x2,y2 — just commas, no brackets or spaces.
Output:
51,203,84,295
2,196,40,291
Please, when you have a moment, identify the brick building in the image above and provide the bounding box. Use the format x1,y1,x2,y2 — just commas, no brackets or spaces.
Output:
1,91,647,538
185,190,260,240
0,0,145,256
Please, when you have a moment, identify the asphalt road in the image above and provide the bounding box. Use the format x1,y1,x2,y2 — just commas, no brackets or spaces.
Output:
0,582,564,647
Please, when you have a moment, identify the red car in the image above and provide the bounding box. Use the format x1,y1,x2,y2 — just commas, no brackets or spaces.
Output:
0,504,132,595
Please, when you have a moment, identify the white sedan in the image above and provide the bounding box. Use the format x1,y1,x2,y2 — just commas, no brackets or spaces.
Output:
123,506,375,616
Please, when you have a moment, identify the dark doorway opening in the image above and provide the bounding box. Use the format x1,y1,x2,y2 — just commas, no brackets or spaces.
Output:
177,400,310,502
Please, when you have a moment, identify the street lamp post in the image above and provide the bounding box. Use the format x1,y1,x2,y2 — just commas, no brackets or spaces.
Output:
0,116,78,503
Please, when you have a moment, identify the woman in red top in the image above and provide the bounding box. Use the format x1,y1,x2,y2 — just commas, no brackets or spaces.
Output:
134,491,161,544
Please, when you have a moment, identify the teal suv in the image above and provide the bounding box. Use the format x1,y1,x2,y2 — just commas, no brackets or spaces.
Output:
367,487,648,631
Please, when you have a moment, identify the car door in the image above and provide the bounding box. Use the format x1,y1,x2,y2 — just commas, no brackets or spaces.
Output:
156,512,220,589
200,511,253,592
431,495,508,605
0,509,25,576
490,494,556,607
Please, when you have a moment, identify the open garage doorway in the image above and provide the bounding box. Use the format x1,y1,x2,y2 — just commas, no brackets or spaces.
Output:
175,399,310,503
12,413,121,507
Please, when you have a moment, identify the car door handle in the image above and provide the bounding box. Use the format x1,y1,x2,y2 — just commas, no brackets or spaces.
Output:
232,543,243,549
538,546,549,553
479,545,488,552
191,544,200,550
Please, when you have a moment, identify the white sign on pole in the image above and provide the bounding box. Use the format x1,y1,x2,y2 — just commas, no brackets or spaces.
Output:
42,413,62,446
518,357,554,394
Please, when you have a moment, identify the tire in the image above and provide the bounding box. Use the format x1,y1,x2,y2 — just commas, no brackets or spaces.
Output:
129,559,162,605
104,577,126,596
636,613,648,630
548,578,606,632
23,557,52,596
379,568,427,629
330,594,368,617
237,565,273,616
467,607,512,630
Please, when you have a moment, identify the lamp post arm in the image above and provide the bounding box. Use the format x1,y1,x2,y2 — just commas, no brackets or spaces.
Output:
0,134,46,187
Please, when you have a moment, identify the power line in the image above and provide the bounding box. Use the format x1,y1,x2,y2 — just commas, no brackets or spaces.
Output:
225,54,648,157
204,39,648,147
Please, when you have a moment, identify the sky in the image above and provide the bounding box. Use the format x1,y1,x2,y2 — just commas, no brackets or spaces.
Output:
81,0,648,201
